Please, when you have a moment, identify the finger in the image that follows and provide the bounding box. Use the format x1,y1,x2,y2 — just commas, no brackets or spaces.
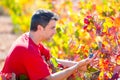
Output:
92,50,99,59
90,60,99,66
87,51,99,65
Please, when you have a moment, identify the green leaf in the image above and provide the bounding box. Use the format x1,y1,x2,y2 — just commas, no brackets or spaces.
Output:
50,57,58,68
19,74,28,80
102,0,107,4
87,65,98,72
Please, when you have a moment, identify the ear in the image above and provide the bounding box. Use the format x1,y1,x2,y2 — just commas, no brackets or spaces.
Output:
37,25,43,31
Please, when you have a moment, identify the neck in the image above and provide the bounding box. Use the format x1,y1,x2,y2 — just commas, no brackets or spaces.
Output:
29,32,40,45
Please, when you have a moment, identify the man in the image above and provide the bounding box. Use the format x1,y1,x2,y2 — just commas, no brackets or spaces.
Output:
1,9,98,80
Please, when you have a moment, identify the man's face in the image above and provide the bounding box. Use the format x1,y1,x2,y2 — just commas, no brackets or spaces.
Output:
42,20,56,41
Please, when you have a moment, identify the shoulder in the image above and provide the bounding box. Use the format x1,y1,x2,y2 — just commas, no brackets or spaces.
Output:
10,33,34,51
8,33,30,55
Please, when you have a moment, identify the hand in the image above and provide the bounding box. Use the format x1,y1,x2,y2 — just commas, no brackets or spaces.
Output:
85,50,99,65
89,58,99,67
76,50,99,71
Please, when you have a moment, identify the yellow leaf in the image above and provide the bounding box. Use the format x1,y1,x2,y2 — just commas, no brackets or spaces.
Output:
96,5,103,13
21,25,28,32
102,41,108,46
0,76,2,80
116,55,120,65
99,71,104,79
106,72,112,79
104,18,113,27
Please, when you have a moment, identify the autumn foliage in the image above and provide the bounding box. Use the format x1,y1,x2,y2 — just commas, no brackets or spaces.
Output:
0,0,120,79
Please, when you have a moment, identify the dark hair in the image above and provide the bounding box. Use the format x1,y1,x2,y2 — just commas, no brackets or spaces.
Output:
30,9,58,31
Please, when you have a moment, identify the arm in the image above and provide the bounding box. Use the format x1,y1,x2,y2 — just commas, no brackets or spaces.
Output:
56,59,77,67
45,51,98,80
46,58,89,80
57,59,89,72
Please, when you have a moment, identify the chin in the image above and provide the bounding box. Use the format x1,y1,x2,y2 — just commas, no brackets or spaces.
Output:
44,38,51,42
47,38,52,42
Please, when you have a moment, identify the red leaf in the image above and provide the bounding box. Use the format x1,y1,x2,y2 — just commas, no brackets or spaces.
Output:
83,25,88,30
84,18,90,24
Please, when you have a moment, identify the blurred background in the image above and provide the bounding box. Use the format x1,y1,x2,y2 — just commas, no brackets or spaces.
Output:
0,0,120,79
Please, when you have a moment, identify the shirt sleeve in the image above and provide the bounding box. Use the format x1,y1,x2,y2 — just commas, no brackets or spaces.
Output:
23,50,51,80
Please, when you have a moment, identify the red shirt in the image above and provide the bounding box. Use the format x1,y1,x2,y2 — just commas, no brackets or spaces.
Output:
1,33,51,80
